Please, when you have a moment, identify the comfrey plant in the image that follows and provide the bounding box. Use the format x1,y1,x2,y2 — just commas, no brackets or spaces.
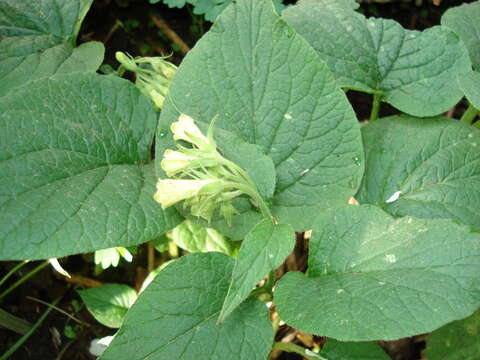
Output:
1,0,480,359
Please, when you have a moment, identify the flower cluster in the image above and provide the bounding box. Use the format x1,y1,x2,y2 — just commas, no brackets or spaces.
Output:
115,52,177,109
154,115,271,224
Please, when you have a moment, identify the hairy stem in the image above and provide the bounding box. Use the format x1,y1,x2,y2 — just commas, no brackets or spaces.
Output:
0,261,49,301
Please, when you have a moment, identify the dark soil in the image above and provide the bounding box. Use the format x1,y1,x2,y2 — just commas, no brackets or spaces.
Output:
1,0,475,359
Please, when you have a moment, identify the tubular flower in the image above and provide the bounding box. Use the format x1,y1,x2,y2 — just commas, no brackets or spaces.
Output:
154,179,221,209
170,114,211,150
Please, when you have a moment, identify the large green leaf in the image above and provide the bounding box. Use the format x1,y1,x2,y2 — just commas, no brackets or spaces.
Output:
0,0,92,50
78,284,137,328
218,219,294,322
0,73,181,260
100,252,273,360
321,339,389,360
275,205,480,341
0,0,102,97
426,309,480,360
283,0,471,117
442,1,480,71
157,0,364,231
357,116,480,231
0,42,104,97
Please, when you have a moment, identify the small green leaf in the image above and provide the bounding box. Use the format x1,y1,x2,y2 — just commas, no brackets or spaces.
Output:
168,220,233,255
100,252,273,360
283,0,471,117
158,0,364,230
321,339,389,360
0,73,182,260
426,309,480,360
78,284,137,328
357,116,480,231
442,1,480,71
458,71,480,110
275,205,480,341
218,219,294,322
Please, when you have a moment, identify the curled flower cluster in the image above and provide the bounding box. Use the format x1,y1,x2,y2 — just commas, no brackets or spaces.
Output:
115,52,177,109
154,115,271,224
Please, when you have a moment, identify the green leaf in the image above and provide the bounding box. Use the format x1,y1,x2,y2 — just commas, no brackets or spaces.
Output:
100,252,273,360
151,0,230,22
275,205,480,341
0,42,104,96
78,284,137,328
0,73,181,260
218,219,294,322
321,339,389,360
157,0,364,230
0,0,92,48
283,0,472,117
442,1,480,71
357,116,480,231
426,309,480,360
168,220,233,255
0,0,95,93
458,71,480,110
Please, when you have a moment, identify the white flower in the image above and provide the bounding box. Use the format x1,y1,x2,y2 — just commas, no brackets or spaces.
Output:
154,179,218,209
171,114,210,149
161,149,199,176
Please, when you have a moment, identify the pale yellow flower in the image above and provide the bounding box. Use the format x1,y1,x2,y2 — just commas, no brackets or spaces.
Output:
171,114,209,148
160,149,199,176
154,179,217,209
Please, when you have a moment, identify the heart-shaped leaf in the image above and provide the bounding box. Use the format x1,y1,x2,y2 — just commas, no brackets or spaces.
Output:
0,73,181,260
275,205,480,341
157,0,364,231
357,116,480,231
283,0,471,117
100,252,273,360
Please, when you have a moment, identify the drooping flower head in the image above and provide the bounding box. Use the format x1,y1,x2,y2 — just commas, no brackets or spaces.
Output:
154,114,272,224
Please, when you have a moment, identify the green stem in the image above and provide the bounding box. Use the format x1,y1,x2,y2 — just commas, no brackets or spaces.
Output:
0,297,60,360
460,103,479,125
25,296,90,327
273,342,326,360
474,120,480,129
369,93,382,122
0,261,49,301
0,261,29,287
0,308,32,335
224,181,273,222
